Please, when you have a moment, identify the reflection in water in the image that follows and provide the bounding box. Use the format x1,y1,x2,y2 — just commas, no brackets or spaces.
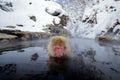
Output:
19,56,102,80
81,48,96,62
0,64,16,75
0,64,17,80
0,38,120,80
47,54,102,80
110,68,120,73
68,55,102,80
112,46,120,56
48,57,69,80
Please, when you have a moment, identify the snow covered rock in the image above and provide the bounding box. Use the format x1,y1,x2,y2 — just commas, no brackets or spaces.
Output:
45,8,61,16
0,0,66,32
0,1,13,12
0,29,50,41
45,2,64,16
81,0,120,40
62,0,120,40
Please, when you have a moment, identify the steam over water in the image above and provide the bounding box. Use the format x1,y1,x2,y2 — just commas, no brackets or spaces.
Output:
0,38,120,80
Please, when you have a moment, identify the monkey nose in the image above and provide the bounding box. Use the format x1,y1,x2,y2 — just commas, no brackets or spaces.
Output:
54,46,64,57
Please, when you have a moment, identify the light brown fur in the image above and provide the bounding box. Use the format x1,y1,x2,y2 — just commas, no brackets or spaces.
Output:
48,36,71,58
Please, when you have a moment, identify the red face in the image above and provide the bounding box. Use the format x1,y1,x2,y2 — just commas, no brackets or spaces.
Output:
54,46,64,57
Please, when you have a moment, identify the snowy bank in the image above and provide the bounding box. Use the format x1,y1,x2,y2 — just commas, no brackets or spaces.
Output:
0,0,66,32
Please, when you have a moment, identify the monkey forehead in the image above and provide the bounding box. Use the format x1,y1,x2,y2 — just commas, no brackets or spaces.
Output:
50,36,67,42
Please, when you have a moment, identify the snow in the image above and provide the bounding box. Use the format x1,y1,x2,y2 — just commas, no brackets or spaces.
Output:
85,0,120,38
0,0,65,32
54,0,70,3
0,0,120,39
65,0,120,39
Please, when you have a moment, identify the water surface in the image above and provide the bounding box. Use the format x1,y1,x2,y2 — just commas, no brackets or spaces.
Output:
0,38,120,80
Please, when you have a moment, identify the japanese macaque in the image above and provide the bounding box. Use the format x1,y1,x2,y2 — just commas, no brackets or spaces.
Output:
48,36,71,58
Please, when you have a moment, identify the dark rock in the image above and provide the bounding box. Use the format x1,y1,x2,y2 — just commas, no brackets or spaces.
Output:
59,15,69,27
31,53,39,61
29,16,36,22
0,29,50,41
29,2,32,5
0,2,13,12
6,26,16,28
109,6,114,9
16,24,24,27
114,0,120,1
6,2,12,7
97,36,112,41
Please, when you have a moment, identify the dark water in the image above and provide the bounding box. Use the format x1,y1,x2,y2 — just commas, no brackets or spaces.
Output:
0,38,120,80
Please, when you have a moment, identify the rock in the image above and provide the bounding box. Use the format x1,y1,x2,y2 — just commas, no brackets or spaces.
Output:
29,2,32,5
6,26,16,28
16,24,23,27
0,29,50,41
29,16,36,22
31,53,39,61
59,15,69,27
97,36,112,41
0,2,13,12
45,7,62,16
43,23,71,36
0,33,17,39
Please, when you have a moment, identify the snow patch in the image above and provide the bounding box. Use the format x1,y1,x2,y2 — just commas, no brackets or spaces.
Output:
0,0,66,32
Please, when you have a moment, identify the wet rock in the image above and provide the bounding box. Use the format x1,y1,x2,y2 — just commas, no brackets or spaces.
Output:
31,53,39,61
0,29,50,41
0,33,17,39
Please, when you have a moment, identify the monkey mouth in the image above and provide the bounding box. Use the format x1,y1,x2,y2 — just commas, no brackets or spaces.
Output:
54,46,64,57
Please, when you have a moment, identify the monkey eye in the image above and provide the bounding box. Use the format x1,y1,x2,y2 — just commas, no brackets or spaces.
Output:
64,46,66,49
